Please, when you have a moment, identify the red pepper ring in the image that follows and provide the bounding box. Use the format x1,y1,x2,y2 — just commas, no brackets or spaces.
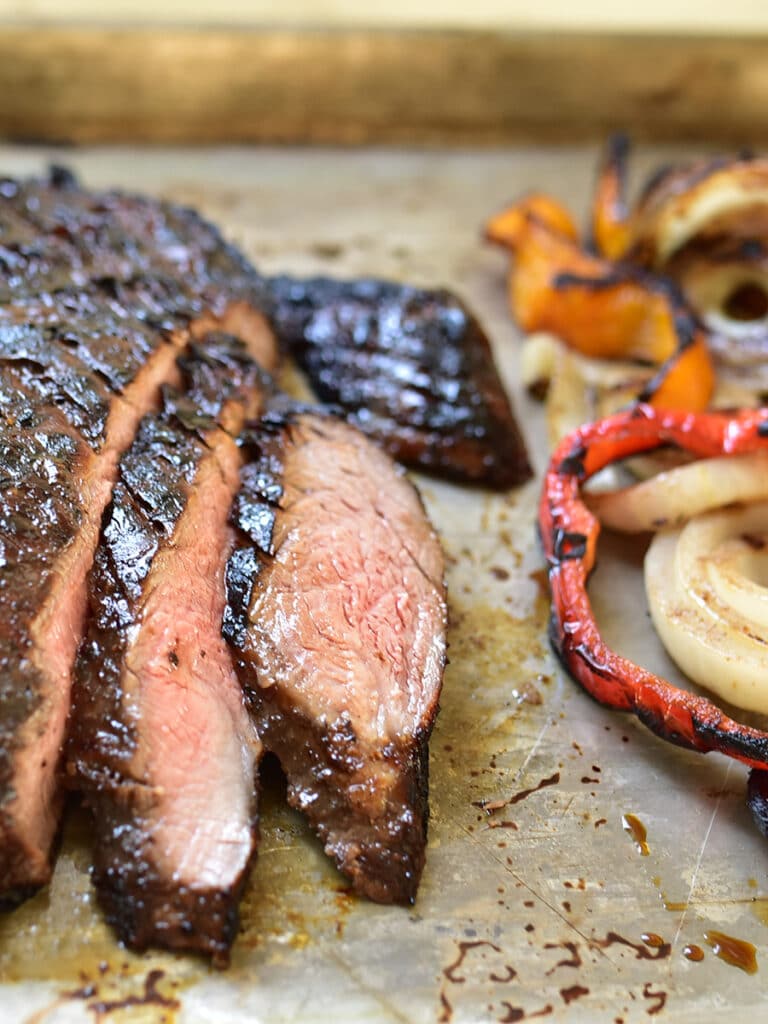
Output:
540,403,768,769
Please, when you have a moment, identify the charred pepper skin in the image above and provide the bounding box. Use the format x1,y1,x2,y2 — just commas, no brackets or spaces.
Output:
540,404,768,769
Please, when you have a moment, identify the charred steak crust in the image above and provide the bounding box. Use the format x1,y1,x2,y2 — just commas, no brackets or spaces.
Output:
0,168,272,313
68,334,268,960
225,406,447,904
0,388,86,903
0,167,275,901
267,275,532,489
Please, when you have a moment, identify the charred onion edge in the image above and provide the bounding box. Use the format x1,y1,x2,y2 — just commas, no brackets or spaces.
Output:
540,403,768,769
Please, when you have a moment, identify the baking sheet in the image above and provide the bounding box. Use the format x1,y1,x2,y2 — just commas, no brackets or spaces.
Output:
0,144,765,1024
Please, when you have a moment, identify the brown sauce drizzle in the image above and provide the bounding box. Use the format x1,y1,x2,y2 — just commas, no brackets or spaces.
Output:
473,772,560,815
489,965,518,983
499,1003,553,1023
560,984,589,1005
683,944,705,962
438,989,453,1023
544,940,581,975
499,1006,524,1024
443,940,502,983
591,932,670,960
88,970,179,1017
642,982,667,1015
621,813,649,855
704,930,758,974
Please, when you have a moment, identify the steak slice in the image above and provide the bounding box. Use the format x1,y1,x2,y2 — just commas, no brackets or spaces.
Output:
0,167,272,312
268,275,532,489
0,321,186,903
0,171,276,902
68,334,269,961
225,406,447,904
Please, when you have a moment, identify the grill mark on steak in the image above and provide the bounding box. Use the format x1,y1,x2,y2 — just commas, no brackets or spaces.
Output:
0,171,276,902
68,335,270,961
226,406,447,904
0,336,187,904
0,169,272,314
268,275,532,489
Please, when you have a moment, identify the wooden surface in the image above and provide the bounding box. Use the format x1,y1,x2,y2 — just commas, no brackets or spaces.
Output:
0,27,767,145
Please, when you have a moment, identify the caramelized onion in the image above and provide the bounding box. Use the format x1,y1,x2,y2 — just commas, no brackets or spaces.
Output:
587,452,768,533
645,500,768,714
630,157,768,268
521,332,651,445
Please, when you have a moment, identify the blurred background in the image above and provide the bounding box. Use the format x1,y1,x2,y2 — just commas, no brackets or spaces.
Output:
0,2,765,145
1,0,765,32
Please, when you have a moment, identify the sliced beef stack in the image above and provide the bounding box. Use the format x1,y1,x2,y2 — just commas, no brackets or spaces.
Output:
0,168,526,957
67,336,272,961
268,275,532,489
0,169,273,903
225,405,447,903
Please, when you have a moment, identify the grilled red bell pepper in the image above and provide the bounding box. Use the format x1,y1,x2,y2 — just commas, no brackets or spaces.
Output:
540,404,768,768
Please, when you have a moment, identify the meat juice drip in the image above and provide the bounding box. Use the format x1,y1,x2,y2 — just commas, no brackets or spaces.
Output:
641,933,665,949
621,813,649,856
683,944,705,962
703,930,758,974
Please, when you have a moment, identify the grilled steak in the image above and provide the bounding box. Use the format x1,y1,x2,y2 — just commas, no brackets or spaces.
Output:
225,406,447,903
0,168,269,308
68,335,272,961
268,275,532,489
0,169,274,902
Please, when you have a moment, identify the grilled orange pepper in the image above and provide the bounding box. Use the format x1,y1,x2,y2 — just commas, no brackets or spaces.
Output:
637,330,715,412
486,192,578,248
509,219,675,362
591,133,632,260
485,191,716,412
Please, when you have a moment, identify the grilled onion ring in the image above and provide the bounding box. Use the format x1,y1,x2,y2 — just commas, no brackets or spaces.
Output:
630,157,768,268
587,452,768,533
645,500,768,714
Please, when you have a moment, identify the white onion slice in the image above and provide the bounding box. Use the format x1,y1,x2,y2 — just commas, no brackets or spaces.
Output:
587,452,768,533
520,332,652,447
645,500,768,713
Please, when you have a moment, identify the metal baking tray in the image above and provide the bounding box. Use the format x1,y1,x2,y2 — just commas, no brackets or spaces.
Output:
0,144,765,1024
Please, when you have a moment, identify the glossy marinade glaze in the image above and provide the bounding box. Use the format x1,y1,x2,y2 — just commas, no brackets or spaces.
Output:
0,168,273,901
268,275,532,489
67,335,275,962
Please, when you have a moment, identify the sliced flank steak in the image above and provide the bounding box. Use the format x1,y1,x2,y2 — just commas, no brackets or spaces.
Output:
225,406,447,904
268,275,532,489
68,335,273,961
0,168,274,903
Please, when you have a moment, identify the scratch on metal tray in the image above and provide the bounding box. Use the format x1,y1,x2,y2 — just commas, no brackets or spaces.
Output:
671,760,734,954
557,794,576,820
513,713,556,783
